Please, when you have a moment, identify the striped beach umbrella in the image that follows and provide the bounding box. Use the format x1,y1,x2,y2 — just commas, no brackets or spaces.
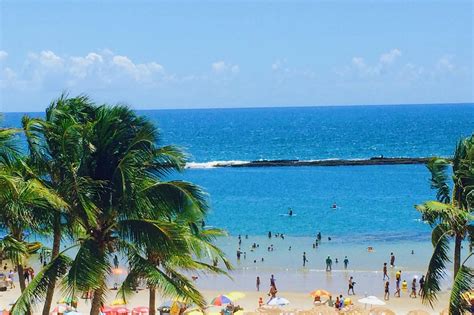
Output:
210,295,232,306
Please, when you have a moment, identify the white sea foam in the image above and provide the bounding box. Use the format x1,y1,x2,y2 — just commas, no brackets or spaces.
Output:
185,160,249,169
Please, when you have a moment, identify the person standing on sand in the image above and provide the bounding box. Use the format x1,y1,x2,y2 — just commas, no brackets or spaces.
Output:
326,256,332,271
268,231,271,239
390,252,395,267
303,252,308,267
347,276,355,295
270,274,276,288
267,284,277,303
418,275,425,296
394,270,401,297
113,254,119,269
256,276,260,291
384,281,390,300
383,263,389,280
410,278,417,298
343,256,349,269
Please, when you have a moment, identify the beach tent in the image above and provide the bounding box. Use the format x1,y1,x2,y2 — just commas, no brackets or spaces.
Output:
357,296,385,308
132,306,149,314
267,297,290,306
112,306,131,314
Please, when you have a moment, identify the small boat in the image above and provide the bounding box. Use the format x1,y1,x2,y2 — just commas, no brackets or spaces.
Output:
27,242,42,254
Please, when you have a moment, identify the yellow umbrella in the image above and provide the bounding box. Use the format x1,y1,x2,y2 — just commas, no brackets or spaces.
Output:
227,291,245,301
112,298,126,306
310,289,331,298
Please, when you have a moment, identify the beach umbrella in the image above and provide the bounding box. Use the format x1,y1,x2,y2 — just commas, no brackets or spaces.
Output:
357,296,385,307
310,289,331,298
227,291,245,301
210,295,232,306
267,297,290,306
132,306,149,314
407,310,430,315
368,307,395,315
100,306,113,315
112,298,127,306
113,306,131,314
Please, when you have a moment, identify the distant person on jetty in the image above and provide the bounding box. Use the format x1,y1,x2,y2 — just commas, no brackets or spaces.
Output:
326,256,333,271
410,278,417,298
384,281,390,300
418,275,425,296
390,252,395,267
303,252,308,267
383,263,389,280
343,256,349,269
347,276,355,295
256,276,260,291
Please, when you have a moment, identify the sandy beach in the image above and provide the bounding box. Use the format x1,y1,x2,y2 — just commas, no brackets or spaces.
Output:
0,235,457,315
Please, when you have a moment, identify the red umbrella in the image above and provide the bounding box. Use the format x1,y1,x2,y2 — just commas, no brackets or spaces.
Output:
112,306,131,314
132,306,149,315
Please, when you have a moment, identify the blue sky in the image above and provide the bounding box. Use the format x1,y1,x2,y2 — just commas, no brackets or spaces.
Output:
0,0,472,112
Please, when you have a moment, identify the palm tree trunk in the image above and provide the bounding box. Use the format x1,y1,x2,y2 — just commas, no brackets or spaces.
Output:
149,286,157,315
17,264,26,292
90,284,105,315
453,234,462,278
42,214,61,315
17,264,32,315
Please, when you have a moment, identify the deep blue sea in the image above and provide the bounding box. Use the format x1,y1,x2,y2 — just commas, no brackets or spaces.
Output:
2,104,474,241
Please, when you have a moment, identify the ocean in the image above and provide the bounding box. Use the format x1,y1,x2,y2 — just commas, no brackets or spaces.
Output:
2,104,474,242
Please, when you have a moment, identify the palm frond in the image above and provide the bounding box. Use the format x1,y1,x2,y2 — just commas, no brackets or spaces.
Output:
0,235,28,266
448,253,473,315
426,158,452,204
11,253,72,315
421,224,452,307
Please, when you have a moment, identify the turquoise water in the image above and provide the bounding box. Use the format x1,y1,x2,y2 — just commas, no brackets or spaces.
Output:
3,104,473,240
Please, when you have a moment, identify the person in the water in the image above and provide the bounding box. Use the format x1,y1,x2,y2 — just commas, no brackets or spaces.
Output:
332,203,337,209
288,208,293,216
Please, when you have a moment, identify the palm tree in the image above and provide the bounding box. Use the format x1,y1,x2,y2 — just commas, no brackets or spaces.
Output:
416,135,474,314
21,94,97,315
13,98,228,315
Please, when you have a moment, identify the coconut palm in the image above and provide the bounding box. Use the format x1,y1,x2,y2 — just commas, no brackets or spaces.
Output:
13,98,228,315
416,135,474,314
21,94,97,315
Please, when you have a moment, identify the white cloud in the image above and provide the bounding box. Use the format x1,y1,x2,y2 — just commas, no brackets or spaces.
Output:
348,49,402,77
1,50,169,90
436,56,455,72
0,51,8,61
380,49,402,64
211,61,239,74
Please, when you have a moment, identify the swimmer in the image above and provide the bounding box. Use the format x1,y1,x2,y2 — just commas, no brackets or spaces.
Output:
332,203,337,209
288,208,293,216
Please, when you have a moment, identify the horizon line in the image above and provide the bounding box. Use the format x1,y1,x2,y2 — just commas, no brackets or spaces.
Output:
2,101,473,114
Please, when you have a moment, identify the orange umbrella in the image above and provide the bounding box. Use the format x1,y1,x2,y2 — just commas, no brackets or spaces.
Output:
310,289,331,298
